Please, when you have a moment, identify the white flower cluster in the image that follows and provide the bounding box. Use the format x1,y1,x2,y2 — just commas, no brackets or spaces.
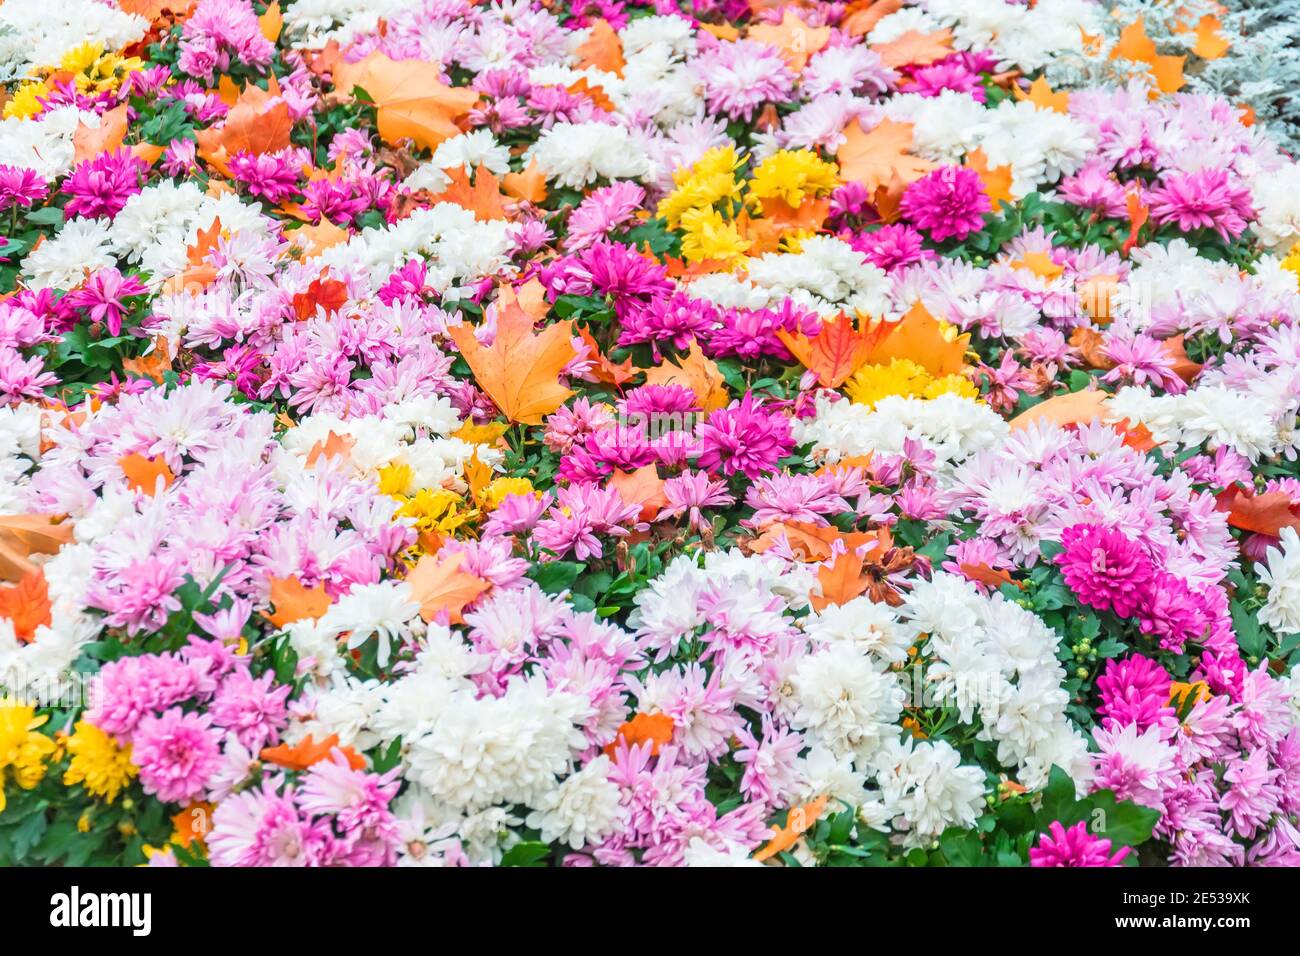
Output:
525,121,652,190
1259,528,1300,637
0,0,146,78
0,107,100,180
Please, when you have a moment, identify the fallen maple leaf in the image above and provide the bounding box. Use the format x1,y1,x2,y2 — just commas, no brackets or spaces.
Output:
122,336,172,383
1013,76,1070,113
748,9,831,72
263,576,332,629
195,78,292,174
603,712,674,758
754,795,829,862
965,148,1014,209
1110,18,1185,94
448,302,576,425
868,301,968,376
306,431,356,467
1122,187,1149,257
73,104,129,164
0,515,73,584
748,521,878,563
118,0,192,20
428,165,509,221
776,311,896,388
119,453,175,495
291,219,350,258
1161,334,1202,385
836,119,937,194
262,734,366,772
577,326,638,388
843,0,903,37
334,52,479,151
292,272,350,319
642,343,730,412
0,569,53,643
959,562,1020,591
502,159,548,205
1009,388,1109,432
405,550,491,624
609,466,669,523
812,546,874,611
1011,251,1064,281
1191,15,1230,60
258,0,283,42
870,28,953,69
1215,487,1300,537
575,18,625,75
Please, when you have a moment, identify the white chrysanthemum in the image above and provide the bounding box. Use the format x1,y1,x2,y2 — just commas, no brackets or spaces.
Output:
281,0,406,48
0,403,40,510
1259,527,1300,636
21,217,115,290
867,7,942,43
885,90,985,164
793,392,1009,474
0,1,146,77
790,642,903,761
1251,163,1300,253
407,675,587,812
293,675,386,752
110,181,207,268
1107,384,1278,462
683,837,764,867
405,130,514,193
525,122,650,189
793,745,869,806
873,736,985,845
524,755,625,850
320,580,421,667
975,100,1095,196
619,15,696,58
803,595,913,666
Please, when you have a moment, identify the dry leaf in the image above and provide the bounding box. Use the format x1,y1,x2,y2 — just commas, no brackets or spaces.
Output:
843,0,904,37
1009,388,1109,431
73,104,129,164
502,159,548,205
1191,15,1230,60
836,119,937,194
119,453,175,495
1215,487,1300,537
258,0,283,43
405,550,491,624
609,467,668,523
1161,334,1202,385
334,52,478,151
0,515,73,584
747,10,830,72
603,712,674,757
306,431,355,467
448,300,576,425
754,795,829,862
1110,18,1185,94
870,28,953,69
428,165,509,221
263,576,332,629
0,569,53,643
868,301,968,376
262,734,366,772
195,78,292,174
1122,187,1149,257
1011,251,1064,281
776,311,896,388
642,342,730,412
965,147,1014,209
292,272,349,319
122,336,172,383
1013,76,1069,113
575,18,625,76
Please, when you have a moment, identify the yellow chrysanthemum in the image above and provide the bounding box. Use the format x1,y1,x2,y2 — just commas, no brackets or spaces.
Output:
657,146,744,228
397,488,476,535
679,207,751,264
59,41,106,76
922,374,980,401
1281,241,1300,286
778,230,817,254
844,358,932,407
749,149,839,211
0,700,55,808
482,477,534,510
377,462,416,497
63,721,137,804
3,81,51,120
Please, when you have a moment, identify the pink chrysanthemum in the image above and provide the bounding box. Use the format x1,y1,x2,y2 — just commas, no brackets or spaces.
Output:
1056,523,1154,617
1146,168,1254,241
1029,821,1131,867
899,165,990,242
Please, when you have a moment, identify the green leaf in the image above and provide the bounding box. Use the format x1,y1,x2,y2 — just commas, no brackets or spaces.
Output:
528,561,584,595
499,841,551,867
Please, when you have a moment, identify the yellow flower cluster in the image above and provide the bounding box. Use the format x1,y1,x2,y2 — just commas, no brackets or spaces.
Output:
63,721,137,804
844,358,979,408
658,147,840,265
3,41,142,120
378,460,536,542
0,700,56,813
1282,241,1300,285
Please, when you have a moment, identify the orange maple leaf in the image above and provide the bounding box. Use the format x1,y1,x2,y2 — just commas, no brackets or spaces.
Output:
609,466,669,523
868,302,968,377
1122,187,1149,257
577,326,638,388
1009,388,1110,432
262,734,366,772
776,311,896,388
575,18,625,75
292,272,350,319
1013,76,1070,113
754,795,830,862
258,0,283,42
119,453,175,495
447,304,576,425
1011,251,1064,281
263,576,332,629
959,562,1020,591
122,336,172,383
642,343,730,413
1215,487,1300,537
1069,326,1114,370
836,119,937,194
428,165,509,221
870,28,953,69
964,148,1014,209
73,104,128,165
502,159,548,205
843,0,903,37
1190,15,1230,60
0,569,53,643
748,521,878,563
405,551,491,625
170,802,214,848
0,515,73,584
195,78,292,175
566,77,615,112
334,52,479,151
290,220,350,258
1110,18,1185,94
748,10,831,72
1162,334,1202,385
603,711,675,757
118,0,192,20
306,431,355,467
812,547,875,611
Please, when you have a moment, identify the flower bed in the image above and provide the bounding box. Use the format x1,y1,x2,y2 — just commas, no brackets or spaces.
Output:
0,0,1299,868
